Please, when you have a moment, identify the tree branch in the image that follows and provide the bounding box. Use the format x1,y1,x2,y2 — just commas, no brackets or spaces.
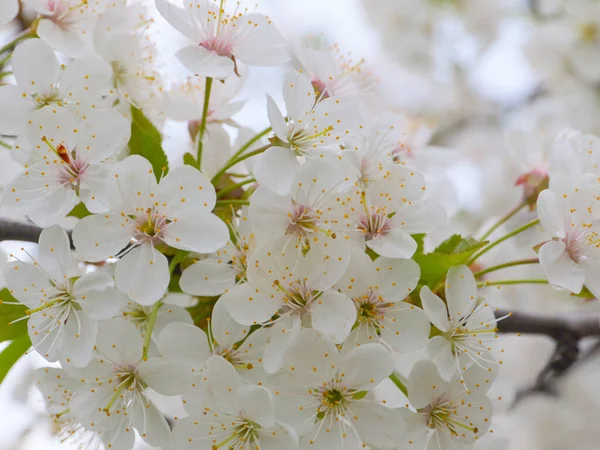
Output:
0,218,73,248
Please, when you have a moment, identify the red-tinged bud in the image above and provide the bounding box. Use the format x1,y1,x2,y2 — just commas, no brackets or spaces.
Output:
516,167,549,211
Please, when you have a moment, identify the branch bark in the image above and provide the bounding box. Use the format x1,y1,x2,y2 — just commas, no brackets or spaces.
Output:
0,218,44,244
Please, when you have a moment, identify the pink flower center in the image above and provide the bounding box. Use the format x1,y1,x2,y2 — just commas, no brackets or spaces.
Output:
286,202,320,238
200,37,233,57
357,212,393,240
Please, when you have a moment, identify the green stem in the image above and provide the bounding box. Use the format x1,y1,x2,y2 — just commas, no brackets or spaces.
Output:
211,144,271,185
480,202,527,241
0,140,11,149
473,258,539,278
215,199,250,208
468,218,540,265
142,301,162,361
230,126,272,162
216,178,256,199
196,77,213,167
0,28,35,55
389,372,408,397
477,279,548,288
0,71,12,78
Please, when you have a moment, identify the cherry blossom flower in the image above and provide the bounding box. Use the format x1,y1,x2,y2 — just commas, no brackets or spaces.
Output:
222,236,355,372
0,38,112,136
344,164,446,259
255,69,360,194
272,328,404,450
420,265,499,379
156,0,289,79
173,355,299,450
335,249,430,351
399,360,497,450
4,226,123,366
65,319,208,449
536,185,600,297
2,106,130,227
73,155,229,304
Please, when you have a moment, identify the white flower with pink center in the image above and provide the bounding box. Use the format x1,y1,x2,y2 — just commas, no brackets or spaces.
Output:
2,106,130,227
537,184,600,297
155,0,289,79
344,164,446,259
72,155,229,305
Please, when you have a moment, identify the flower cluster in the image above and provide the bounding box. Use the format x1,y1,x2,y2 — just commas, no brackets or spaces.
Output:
0,1,532,450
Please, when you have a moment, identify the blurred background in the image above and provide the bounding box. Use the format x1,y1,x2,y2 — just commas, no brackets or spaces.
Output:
2,0,600,449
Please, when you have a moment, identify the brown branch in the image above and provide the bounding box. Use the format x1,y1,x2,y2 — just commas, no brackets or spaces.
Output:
0,218,73,248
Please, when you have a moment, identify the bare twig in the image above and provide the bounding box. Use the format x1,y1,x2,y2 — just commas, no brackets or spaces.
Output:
0,218,73,248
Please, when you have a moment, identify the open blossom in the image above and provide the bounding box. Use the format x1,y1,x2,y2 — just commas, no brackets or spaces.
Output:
4,226,123,366
249,159,358,253
255,69,359,194
0,39,112,136
335,249,430,351
24,0,117,57
420,265,499,379
536,185,600,297
120,297,193,338
173,355,299,450
73,155,229,304
156,0,289,79
180,211,256,296
399,360,497,450
3,106,130,227
66,319,207,449
272,329,404,450
222,236,355,372
344,164,446,259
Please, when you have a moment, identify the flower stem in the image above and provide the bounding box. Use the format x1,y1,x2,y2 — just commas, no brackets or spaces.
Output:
0,28,35,55
479,202,527,241
211,144,271,185
473,258,539,278
142,301,162,361
468,218,540,265
230,126,272,162
216,177,256,199
389,372,408,397
0,140,11,149
477,279,548,288
196,77,213,167
215,199,250,208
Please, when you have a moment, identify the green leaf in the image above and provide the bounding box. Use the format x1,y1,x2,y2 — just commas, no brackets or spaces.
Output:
68,202,91,219
0,289,28,342
183,152,198,168
413,235,488,289
129,105,169,181
412,233,425,255
0,335,31,383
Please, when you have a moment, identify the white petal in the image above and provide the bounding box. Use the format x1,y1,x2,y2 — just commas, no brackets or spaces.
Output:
211,298,249,349
367,228,418,259
26,106,78,155
0,0,18,24
12,39,59,93
445,265,478,322
263,315,301,374
155,0,199,41
539,240,585,293
397,200,447,234
0,85,35,134
96,318,143,365
137,358,198,396
115,244,170,305
105,155,157,212
419,286,451,332
77,109,130,164
427,335,456,380
253,146,300,195
257,421,299,450
157,322,211,363
222,282,280,325
407,360,448,409
537,189,566,237
233,14,289,67
172,416,231,449
282,70,316,122
4,261,54,306
350,402,405,449
179,259,237,296
73,272,123,320
310,290,356,344
375,257,420,300
338,343,394,390
72,212,133,262
380,304,431,352
130,396,172,448
37,19,86,58
203,355,243,415
78,164,110,213
162,210,229,253
61,310,97,367
284,328,339,383
155,165,216,216
266,95,288,141
59,56,112,101
38,225,71,282
176,45,234,79
236,384,275,428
